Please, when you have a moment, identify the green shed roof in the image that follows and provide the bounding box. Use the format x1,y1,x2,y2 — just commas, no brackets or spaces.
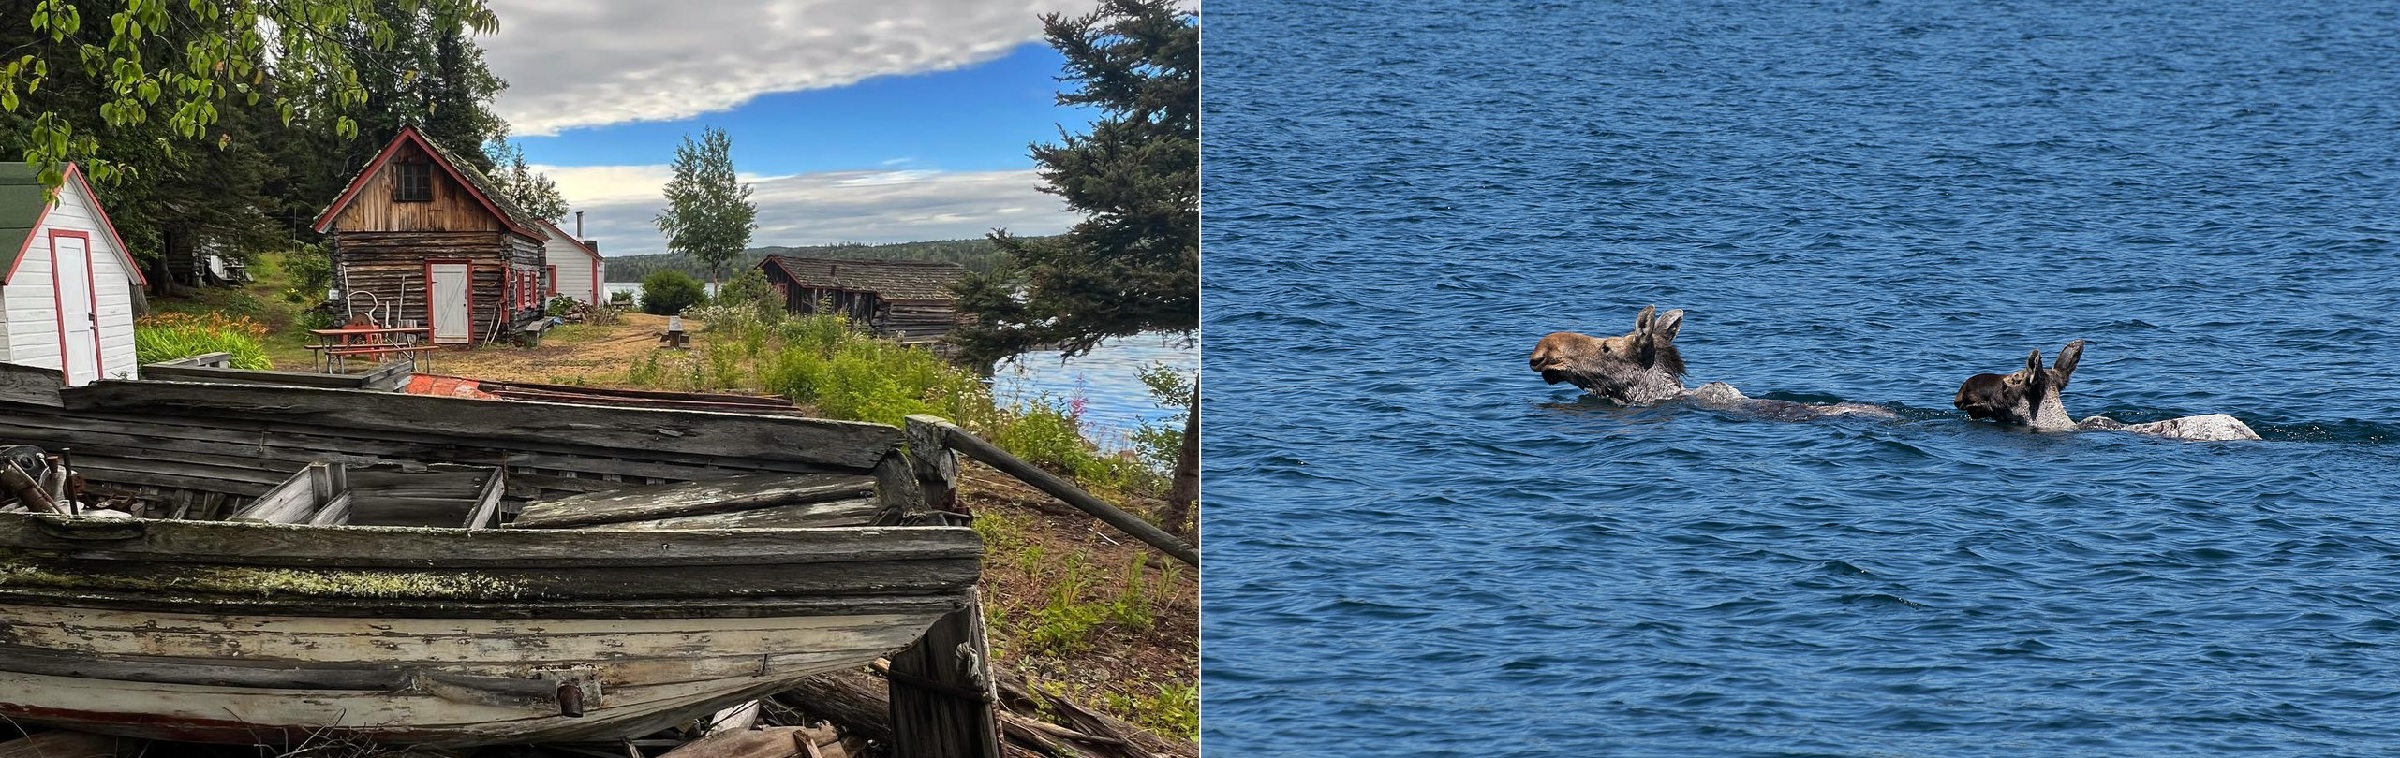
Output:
0,163,50,279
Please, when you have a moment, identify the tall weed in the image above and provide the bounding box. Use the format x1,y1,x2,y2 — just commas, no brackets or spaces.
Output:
134,313,272,369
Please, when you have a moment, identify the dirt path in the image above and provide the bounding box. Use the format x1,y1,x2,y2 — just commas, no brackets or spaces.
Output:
425,313,672,385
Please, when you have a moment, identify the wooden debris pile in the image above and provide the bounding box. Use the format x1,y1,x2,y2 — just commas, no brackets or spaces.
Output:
776,665,1197,758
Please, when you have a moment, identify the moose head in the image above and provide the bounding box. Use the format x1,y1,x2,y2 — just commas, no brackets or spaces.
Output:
1529,305,1690,405
1953,339,2083,431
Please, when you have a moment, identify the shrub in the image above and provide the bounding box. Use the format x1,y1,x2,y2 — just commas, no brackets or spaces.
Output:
135,312,272,370
714,267,784,319
543,295,581,317
639,270,707,315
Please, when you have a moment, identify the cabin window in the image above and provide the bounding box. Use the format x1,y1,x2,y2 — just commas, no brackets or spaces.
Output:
393,161,433,202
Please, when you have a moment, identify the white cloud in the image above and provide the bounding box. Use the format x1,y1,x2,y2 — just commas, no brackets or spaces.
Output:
542,165,1076,255
482,0,1091,135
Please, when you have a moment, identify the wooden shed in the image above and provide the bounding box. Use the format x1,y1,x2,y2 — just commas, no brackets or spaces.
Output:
535,216,604,305
757,255,970,343
0,163,146,386
312,126,549,345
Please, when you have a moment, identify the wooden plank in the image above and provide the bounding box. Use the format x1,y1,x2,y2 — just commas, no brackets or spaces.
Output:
886,597,1002,758
0,670,814,748
0,553,978,605
660,726,808,758
228,466,323,524
0,515,981,569
905,415,958,513
465,466,506,529
510,473,876,529
872,451,921,523
0,730,141,758
0,407,851,481
306,493,354,526
560,498,880,531
136,363,379,389
0,582,963,620
478,381,793,406
61,382,902,470
0,364,65,407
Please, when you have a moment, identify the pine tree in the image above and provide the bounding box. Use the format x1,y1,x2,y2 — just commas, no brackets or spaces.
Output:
951,0,1199,530
485,135,568,221
653,126,757,288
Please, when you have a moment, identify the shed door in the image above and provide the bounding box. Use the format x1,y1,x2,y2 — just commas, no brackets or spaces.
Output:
51,234,101,386
429,263,471,344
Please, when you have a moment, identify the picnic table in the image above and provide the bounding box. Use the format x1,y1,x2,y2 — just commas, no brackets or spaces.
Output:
307,326,434,374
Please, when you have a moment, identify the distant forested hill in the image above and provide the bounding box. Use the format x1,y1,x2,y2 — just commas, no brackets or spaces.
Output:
603,238,1024,282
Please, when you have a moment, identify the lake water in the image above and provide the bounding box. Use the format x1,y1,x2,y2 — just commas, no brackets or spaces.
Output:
1202,0,2400,755
993,333,1198,450
600,281,717,305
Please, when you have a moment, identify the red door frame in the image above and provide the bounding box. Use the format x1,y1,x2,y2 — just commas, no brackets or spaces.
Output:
46,230,102,386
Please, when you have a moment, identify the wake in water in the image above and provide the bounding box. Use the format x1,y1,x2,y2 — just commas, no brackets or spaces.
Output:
1532,306,2259,440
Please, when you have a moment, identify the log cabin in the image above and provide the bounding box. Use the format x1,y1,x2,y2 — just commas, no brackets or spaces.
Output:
757,255,969,343
0,163,146,385
313,126,549,345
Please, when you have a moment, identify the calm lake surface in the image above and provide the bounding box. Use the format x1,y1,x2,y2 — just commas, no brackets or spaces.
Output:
994,333,1197,449
1202,0,2400,755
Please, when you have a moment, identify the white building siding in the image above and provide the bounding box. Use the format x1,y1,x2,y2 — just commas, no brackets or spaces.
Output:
3,236,59,370
2,173,141,382
542,226,601,304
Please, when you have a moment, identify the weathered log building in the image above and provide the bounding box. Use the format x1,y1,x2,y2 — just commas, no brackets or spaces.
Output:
313,126,550,345
757,255,970,343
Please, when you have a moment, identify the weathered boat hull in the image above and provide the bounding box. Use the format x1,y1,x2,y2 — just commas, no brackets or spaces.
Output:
0,516,977,746
0,362,981,748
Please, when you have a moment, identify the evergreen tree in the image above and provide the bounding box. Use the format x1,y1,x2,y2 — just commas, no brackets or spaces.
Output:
485,135,568,221
654,126,757,287
951,0,1199,528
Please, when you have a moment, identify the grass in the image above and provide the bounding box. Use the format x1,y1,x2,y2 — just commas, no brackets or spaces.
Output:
634,304,1173,500
145,251,324,370
972,504,1198,741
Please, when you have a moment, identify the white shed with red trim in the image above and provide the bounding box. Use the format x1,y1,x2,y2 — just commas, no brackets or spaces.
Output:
0,163,146,386
535,217,604,305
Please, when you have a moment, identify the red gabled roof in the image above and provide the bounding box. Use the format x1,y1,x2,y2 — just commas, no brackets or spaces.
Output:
533,217,602,264
311,125,545,241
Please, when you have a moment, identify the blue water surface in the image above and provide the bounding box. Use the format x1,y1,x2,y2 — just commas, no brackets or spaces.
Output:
1200,0,2400,755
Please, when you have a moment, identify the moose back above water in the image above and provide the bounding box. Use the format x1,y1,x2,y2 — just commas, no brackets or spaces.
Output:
1954,340,2261,441
1529,306,1890,418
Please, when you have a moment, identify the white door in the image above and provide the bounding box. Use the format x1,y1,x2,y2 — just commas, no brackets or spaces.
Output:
51,235,99,386
429,263,471,344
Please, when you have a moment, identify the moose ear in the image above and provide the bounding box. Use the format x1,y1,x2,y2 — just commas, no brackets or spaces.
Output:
2024,349,2043,374
1634,305,1656,334
2053,340,2084,383
1650,309,1685,344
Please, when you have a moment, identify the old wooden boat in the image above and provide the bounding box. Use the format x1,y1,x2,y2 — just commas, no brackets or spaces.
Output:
0,362,978,747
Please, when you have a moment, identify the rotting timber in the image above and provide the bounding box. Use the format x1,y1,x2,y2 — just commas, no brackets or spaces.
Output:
0,361,984,749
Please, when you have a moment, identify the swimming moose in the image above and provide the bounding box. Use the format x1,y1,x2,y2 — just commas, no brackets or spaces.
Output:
1953,340,2260,441
1528,305,1889,418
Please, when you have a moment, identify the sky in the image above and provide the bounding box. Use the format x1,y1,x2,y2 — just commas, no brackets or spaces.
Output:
477,0,1100,256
